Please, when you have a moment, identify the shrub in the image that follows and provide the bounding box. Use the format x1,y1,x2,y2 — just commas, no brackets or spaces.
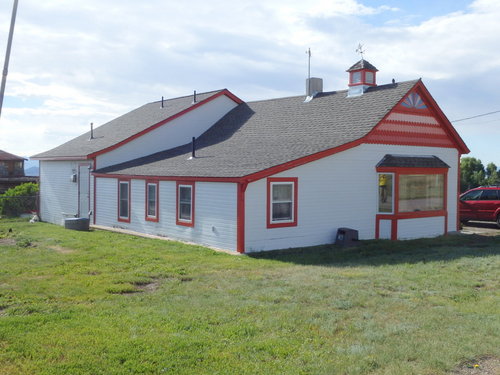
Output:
0,182,39,217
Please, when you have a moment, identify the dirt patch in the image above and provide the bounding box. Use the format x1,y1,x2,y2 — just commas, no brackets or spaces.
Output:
450,356,500,375
462,222,500,237
0,238,16,246
134,279,163,292
48,245,75,254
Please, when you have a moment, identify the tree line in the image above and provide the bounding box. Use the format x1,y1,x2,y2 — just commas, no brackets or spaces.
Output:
460,157,499,192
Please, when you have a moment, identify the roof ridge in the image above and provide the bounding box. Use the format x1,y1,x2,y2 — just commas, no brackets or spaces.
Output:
245,79,419,104
148,89,226,105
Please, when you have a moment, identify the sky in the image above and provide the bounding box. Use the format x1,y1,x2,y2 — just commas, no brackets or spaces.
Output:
0,0,499,166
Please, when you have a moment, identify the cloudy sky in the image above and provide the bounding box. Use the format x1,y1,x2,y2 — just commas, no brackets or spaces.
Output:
0,0,499,165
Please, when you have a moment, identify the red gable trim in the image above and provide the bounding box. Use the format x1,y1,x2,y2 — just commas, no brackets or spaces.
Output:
87,89,243,159
366,80,469,154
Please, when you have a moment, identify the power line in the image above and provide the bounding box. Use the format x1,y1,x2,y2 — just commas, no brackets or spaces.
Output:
451,109,500,123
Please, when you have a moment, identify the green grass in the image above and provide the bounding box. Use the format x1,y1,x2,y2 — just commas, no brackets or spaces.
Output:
0,219,498,375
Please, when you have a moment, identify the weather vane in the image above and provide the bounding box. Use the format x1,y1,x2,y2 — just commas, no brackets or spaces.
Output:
356,43,365,60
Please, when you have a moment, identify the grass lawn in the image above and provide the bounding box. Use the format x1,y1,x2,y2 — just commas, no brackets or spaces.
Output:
0,219,498,375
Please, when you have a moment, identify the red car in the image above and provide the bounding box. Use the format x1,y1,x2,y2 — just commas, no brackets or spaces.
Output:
459,186,500,228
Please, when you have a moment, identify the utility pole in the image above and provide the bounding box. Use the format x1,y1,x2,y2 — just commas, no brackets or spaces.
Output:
0,0,19,120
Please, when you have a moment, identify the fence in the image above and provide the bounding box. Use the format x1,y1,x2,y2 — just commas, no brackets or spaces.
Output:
0,194,39,217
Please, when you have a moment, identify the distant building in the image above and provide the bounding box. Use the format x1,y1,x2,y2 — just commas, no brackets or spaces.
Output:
0,150,38,194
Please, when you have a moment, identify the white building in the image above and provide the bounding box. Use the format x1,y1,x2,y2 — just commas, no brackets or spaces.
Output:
32,60,469,253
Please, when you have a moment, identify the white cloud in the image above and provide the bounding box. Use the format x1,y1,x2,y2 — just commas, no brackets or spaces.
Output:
0,0,498,164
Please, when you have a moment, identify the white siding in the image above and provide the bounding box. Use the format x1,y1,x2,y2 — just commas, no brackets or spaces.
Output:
398,217,445,239
39,160,85,225
244,144,459,252
95,178,238,251
379,220,391,239
96,95,238,169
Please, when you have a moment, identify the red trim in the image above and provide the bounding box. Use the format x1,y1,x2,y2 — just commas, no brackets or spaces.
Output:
176,181,195,227
89,90,243,159
391,219,398,241
145,180,159,222
236,182,248,253
117,179,131,223
266,177,298,229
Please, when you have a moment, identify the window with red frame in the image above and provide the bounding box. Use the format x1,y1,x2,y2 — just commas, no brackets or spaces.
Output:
267,178,297,228
118,180,130,221
146,181,158,221
176,182,194,226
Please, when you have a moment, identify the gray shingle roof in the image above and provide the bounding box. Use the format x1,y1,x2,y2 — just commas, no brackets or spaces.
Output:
376,154,450,169
95,80,420,178
31,90,225,159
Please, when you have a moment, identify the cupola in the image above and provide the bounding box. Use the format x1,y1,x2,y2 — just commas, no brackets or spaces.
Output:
346,59,378,97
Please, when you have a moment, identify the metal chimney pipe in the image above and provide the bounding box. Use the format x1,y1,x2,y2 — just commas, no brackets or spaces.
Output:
193,90,197,103
191,137,196,158
89,122,94,140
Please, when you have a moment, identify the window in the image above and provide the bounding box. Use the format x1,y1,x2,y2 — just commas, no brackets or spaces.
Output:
176,182,194,226
365,71,374,84
378,173,393,213
145,181,159,222
399,174,444,212
267,178,298,228
118,180,130,222
479,189,499,200
461,190,482,201
352,71,362,84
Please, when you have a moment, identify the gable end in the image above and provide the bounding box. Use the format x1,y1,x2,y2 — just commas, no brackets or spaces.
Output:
365,81,469,153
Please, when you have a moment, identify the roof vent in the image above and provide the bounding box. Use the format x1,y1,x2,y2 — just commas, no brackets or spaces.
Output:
304,77,323,102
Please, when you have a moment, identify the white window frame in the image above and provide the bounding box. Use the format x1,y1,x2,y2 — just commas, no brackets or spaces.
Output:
118,180,130,221
146,182,158,221
269,181,297,225
177,183,194,226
